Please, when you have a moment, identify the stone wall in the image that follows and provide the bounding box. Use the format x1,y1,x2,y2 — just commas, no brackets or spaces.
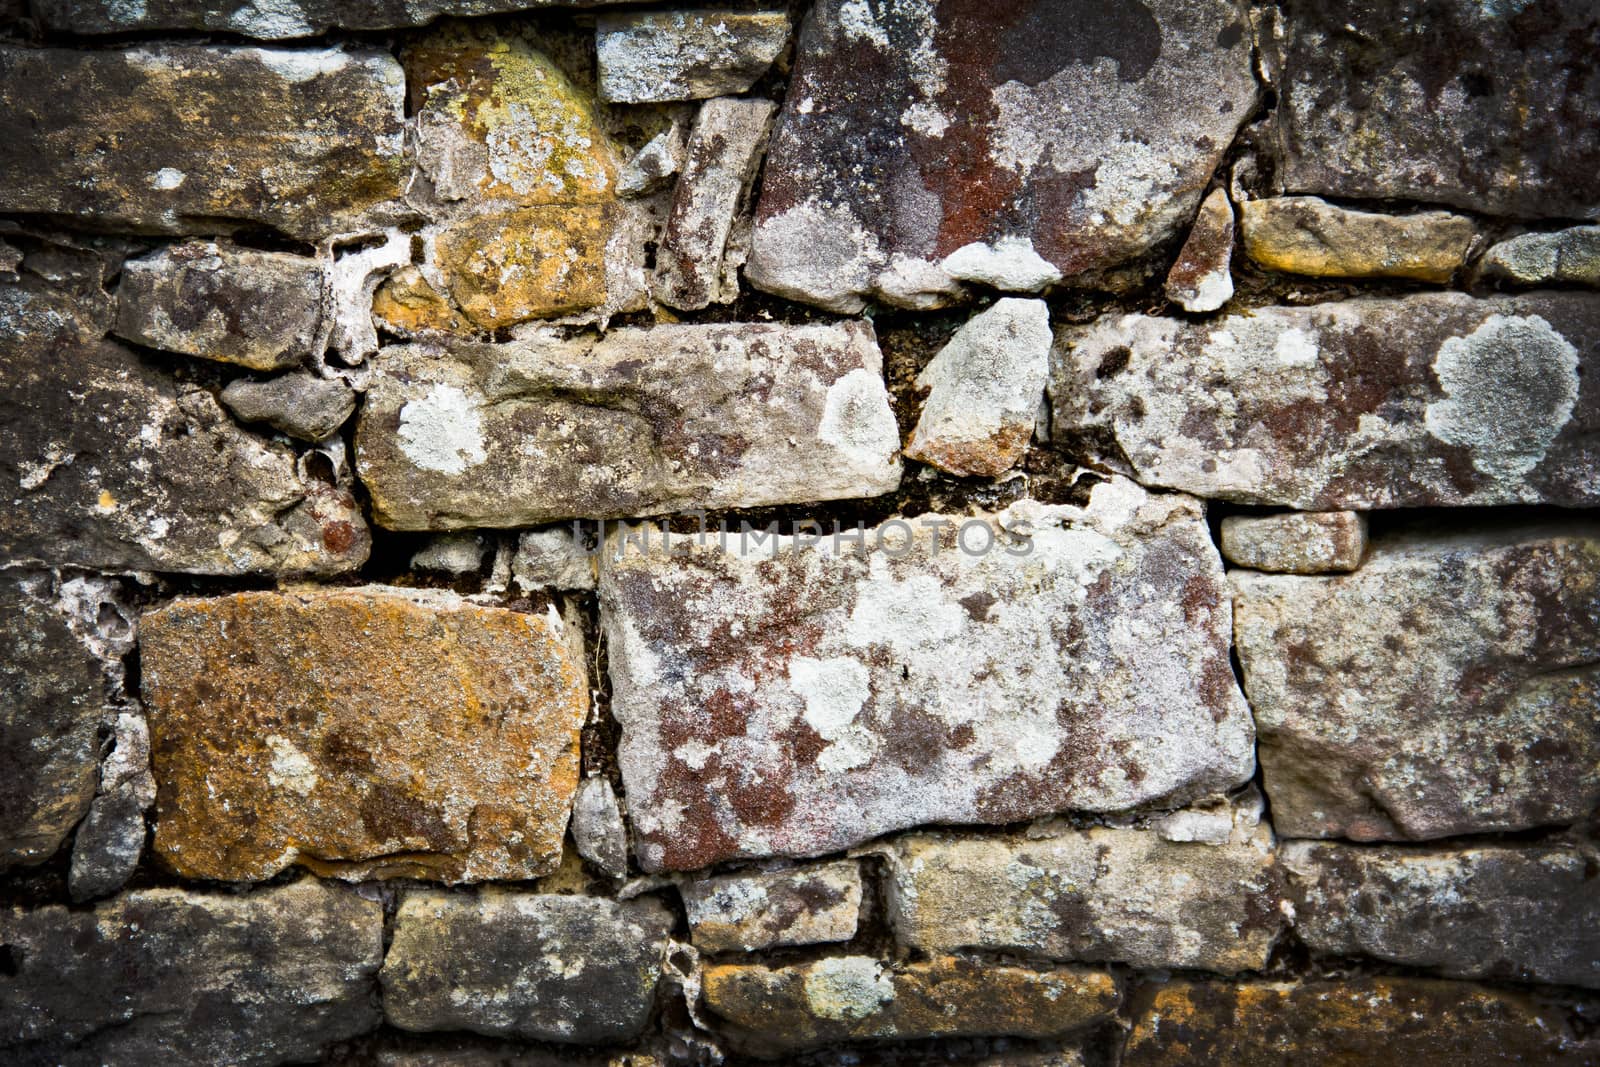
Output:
2,1,1598,1064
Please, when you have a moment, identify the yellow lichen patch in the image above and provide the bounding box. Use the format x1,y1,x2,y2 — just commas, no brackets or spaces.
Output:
436,205,613,328
372,266,469,336
139,586,588,884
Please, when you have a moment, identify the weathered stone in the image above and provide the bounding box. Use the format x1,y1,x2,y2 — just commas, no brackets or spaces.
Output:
1220,511,1367,574
0,46,407,240
0,879,383,1067
140,586,589,882
1240,197,1477,283
2,278,370,575
1231,523,1600,841
1264,0,1600,219
67,711,154,902
34,0,645,37
373,265,471,337
684,859,863,954
382,891,672,1045
1285,842,1600,990
0,573,118,870
1122,978,1600,1066
746,0,1257,311
327,231,412,364
653,97,776,311
882,807,1283,974
1164,188,1234,313
221,372,358,442
618,124,688,199
1052,291,1600,508
375,1047,663,1067
572,776,629,880
405,28,638,329
411,534,491,575
514,526,598,592
1482,226,1600,288
904,298,1050,478
597,11,790,103
113,242,323,371
704,957,1119,1057
602,477,1253,872
356,321,901,529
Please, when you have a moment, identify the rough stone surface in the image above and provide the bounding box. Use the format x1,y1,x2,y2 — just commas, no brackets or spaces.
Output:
573,776,630,880
597,11,790,103
34,0,645,37
0,879,383,1067
1231,523,1600,841
1052,291,1600,508
3,251,370,576
382,891,672,1045
514,527,599,592
904,298,1051,478
373,265,471,338
882,807,1284,974
704,957,1119,1056
618,124,688,199
411,533,490,575
0,573,119,870
746,0,1257,311
0,46,407,240
653,97,776,311
221,372,358,442
684,859,863,954
356,321,902,529
1165,188,1234,313
1481,226,1600,288
603,477,1253,872
1285,842,1600,990
67,711,155,902
140,586,589,882
1240,197,1477,283
113,242,323,371
1219,511,1367,574
1264,0,1600,219
1122,978,1600,1066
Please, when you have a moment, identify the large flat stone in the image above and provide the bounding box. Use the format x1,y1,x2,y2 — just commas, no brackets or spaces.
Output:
1052,291,1600,508
703,957,1119,1057
602,476,1253,872
140,586,589,882
34,0,643,36
1263,0,1600,218
1285,842,1600,990
382,892,672,1045
355,321,902,529
1231,523,1600,841
746,0,1257,311
2,274,369,576
882,811,1284,974
1123,978,1600,1066
0,46,407,240
0,879,383,1067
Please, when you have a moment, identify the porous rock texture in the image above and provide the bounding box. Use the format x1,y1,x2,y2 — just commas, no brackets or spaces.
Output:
683,858,863,954
1239,197,1478,283
597,11,790,104
1219,511,1367,574
140,586,588,882
1052,291,1600,508
747,0,1258,311
1232,522,1600,841
603,476,1253,872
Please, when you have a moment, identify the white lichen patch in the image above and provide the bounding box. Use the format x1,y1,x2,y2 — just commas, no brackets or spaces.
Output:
819,367,901,466
801,957,895,1020
265,735,319,796
397,383,488,476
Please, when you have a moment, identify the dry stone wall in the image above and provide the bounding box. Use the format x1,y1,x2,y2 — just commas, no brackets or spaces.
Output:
1,0,1597,1064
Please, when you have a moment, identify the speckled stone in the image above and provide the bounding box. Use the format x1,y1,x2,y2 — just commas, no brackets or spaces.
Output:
355,321,901,529
0,45,407,240
602,476,1253,872
1220,512,1367,574
1123,978,1600,1066
597,11,790,103
703,956,1119,1056
746,0,1257,311
1164,188,1235,313
1481,226,1600,288
221,372,358,443
1231,523,1600,841
67,711,155,902
1285,842,1600,989
382,891,672,1045
141,587,588,883
0,879,383,1067
683,859,863,954
34,0,646,37
1240,197,1477,283
1052,291,1600,508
